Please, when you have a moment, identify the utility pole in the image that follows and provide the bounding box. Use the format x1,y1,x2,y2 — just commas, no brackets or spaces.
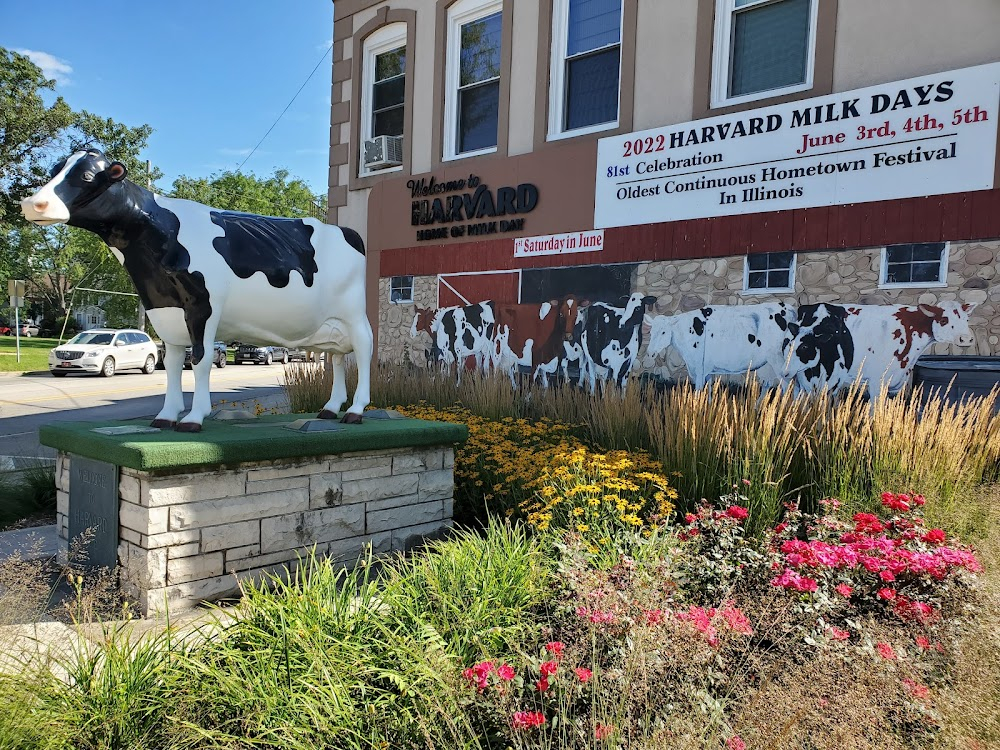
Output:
137,159,150,331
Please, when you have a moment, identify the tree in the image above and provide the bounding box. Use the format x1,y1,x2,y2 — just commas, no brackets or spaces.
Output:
0,46,161,329
171,169,327,219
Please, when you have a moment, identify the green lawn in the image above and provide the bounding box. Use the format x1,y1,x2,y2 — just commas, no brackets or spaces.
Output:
0,336,59,372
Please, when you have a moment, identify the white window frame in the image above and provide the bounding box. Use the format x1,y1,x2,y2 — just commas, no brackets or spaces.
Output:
742,252,796,294
878,243,950,289
359,23,407,178
547,0,623,141
443,0,504,161
711,0,819,110
389,275,415,304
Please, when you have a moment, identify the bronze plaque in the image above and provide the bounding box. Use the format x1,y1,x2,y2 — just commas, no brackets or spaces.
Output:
68,457,119,569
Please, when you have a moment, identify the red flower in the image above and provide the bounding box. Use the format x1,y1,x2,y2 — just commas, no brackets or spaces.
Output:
540,660,559,678
878,587,897,601
496,664,515,681
720,603,754,636
462,661,495,691
902,678,930,700
829,626,850,641
881,492,911,512
684,512,698,524
915,635,931,650
876,642,897,660
574,667,593,683
879,570,896,582
511,711,546,729
644,609,665,626
535,677,550,692
726,736,747,750
545,641,565,658
726,505,749,520
835,583,853,597
774,522,788,533
921,529,946,545
594,723,613,740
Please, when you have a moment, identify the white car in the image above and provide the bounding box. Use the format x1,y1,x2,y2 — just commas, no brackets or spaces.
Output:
50,329,159,377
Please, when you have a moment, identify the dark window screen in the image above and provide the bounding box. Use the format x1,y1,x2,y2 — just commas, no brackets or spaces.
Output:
520,264,636,305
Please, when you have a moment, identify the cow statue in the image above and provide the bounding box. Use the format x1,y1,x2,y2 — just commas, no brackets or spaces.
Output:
645,303,796,389
20,149,373,431
783,302,975,398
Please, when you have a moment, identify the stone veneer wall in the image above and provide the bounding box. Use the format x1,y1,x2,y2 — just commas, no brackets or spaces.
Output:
379,240,999,380
57,446,455,615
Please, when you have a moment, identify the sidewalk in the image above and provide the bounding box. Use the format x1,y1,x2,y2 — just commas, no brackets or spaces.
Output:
0,524,58,561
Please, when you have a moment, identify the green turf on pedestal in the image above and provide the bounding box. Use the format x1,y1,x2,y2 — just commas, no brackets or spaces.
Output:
39,413,468,472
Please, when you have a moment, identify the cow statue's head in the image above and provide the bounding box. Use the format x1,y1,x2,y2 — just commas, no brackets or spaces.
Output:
923,302,975,346
20,150,128,227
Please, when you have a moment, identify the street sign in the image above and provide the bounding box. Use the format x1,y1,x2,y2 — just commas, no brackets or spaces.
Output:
7,279,24,307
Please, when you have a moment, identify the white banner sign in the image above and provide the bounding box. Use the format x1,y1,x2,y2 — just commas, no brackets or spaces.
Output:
595,63,1000,229
513,230,604,258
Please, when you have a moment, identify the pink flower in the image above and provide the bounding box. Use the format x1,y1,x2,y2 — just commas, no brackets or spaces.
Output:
644,609,665,626
879,570,896,582
877,588,897,601
720,603,754,636
684,513,698,524
545,641,565,658
540,660,559,678
462,661,495,691
594,723,613,740
726,736,747,750
496,664,515,681
915,635,931,650
902,678,930,700
726,505,749,520
881,492,911,512
774,522,788,533
589,610,618,625
876,642,897,660
574,667,593,683
770,568,818,593
511,711,546,729
535,677,550,692
829,626,850,641
835,583,853,597
912,494,926,506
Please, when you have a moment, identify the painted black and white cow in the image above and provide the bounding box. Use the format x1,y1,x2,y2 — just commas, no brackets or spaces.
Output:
411,301,495,382
644,303,796,389
566,293,657,392
20,149,373,431
783,302,975,398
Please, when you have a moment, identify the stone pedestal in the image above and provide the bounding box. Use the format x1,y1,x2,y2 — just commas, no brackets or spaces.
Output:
44,415,466,615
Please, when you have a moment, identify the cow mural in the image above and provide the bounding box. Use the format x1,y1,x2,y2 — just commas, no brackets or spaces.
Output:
409,291,976,397
645,303,796,389
783,302,975,398
20,149,374,431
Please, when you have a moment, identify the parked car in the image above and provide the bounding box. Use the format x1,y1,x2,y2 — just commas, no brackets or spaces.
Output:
49,328,158,377
19,322,40,337
235,343,289,365
185,341,227,369
0,322,11,336
287,348,316,362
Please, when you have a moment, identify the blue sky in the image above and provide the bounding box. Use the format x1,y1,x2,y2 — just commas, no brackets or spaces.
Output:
3,1,335,198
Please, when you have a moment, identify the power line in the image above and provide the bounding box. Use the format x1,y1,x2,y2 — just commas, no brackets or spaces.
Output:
236,42,334,174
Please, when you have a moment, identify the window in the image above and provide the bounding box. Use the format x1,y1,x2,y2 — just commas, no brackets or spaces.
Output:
390,275,414,303
712,0,817,108
549,0,623,138
744,252,795,292
521,263,635,304
444,0,503,159
89,314,97,325
360,24,407,175
880,243,948,287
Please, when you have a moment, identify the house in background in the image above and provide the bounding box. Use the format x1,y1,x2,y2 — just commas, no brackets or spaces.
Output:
73,304,106,330
326,0,1000,384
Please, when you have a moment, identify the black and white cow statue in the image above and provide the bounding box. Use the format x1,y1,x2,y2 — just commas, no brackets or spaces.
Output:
20,149,373,431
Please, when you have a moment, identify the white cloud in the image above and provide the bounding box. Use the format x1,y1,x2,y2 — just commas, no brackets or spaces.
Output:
219,147,253,157
15,49,72,85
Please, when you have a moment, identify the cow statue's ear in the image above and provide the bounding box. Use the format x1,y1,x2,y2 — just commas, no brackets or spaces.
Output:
917,303,940,318
107,162,128,183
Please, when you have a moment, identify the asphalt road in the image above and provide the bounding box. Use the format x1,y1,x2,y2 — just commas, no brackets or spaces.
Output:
0,364,292,461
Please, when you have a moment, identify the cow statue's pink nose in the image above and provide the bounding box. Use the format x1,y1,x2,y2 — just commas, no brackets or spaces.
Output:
32,200,49,212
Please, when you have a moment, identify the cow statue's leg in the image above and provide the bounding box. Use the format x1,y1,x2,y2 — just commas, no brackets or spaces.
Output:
318,353,348,419
152,343,186,428
342,319,374,424
177,321,223,432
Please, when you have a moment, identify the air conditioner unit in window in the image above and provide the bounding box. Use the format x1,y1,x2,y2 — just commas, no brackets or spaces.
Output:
363,135,403,170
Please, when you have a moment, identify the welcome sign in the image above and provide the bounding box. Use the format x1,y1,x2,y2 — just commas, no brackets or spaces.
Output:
594,62,1000,229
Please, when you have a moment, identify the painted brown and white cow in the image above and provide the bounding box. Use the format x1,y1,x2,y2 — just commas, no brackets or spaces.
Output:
20,149,373,431
645,303,796,389
784,302,975,398
490,298,578,386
